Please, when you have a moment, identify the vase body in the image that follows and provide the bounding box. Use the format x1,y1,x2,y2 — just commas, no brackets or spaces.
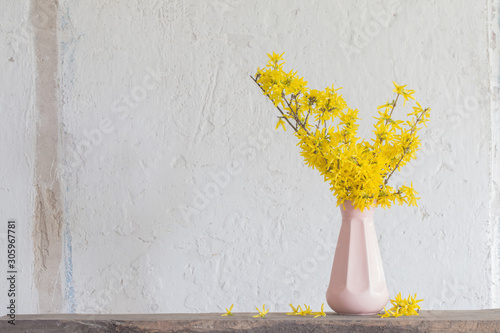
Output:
325,201,389,315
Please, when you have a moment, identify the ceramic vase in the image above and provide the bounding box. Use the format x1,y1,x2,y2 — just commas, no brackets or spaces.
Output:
325,200,389,315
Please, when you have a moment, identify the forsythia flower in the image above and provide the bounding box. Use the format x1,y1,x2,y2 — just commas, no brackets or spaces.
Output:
392,82,406,95
287,303,326,318
299,304,313,316
393,81,415,106
252,53,431,211
379,293,423,318
275,117,287,131
312,303,326,318
268,51,285,64
253,304,269,318
287,303,301,316
221,304,234,316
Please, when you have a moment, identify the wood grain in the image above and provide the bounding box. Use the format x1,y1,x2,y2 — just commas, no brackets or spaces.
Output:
2,310,500,333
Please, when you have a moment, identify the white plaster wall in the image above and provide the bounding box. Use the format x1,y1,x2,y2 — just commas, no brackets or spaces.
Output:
1,0,498,315
488,0,500,308
0,0,39,315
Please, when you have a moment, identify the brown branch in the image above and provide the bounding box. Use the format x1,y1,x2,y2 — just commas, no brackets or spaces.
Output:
250,75,298,132
251,75,332,170
305,108,311,125
282,92,310,135
383,107,429,184
383,145,411,185
387,94,400,120
375,94,401,147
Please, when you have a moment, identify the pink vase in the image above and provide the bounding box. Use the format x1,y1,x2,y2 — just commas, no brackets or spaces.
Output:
325,201,389,315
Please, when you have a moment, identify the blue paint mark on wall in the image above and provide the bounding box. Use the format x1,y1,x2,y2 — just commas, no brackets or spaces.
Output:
64,188,76,313
60,6,81,313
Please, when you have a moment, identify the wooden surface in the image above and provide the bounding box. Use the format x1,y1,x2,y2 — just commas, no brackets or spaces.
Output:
2,310,500,332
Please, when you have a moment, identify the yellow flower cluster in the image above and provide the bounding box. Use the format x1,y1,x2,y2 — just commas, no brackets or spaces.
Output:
287,303,326,318
253,304,269,318
221,304,234,316
379,292,423,318
221,303,327,318
252,52,431,211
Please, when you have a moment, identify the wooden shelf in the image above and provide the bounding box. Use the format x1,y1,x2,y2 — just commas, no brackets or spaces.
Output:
2,310,500,332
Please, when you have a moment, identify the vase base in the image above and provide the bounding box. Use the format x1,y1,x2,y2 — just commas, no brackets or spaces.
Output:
334,311,380,316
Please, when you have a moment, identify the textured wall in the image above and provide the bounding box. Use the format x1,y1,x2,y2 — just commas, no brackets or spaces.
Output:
489,0,500,308
1,0,499,315
0,0,39,315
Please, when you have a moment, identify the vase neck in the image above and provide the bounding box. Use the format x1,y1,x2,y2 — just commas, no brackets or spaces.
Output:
340,200,376,219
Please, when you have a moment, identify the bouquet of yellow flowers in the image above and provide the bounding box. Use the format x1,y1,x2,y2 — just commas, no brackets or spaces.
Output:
252,52,430,211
